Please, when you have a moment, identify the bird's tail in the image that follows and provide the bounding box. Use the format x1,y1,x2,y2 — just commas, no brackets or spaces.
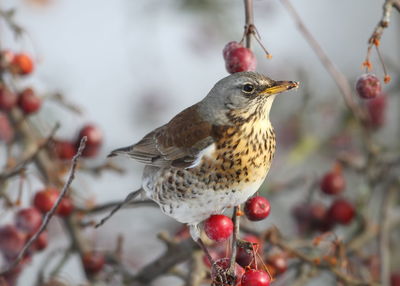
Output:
107,145,133,158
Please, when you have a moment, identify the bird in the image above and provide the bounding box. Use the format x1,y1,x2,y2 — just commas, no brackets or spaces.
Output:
108,71,298,248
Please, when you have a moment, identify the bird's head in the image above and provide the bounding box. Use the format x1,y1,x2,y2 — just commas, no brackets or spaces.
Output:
199,72,299,125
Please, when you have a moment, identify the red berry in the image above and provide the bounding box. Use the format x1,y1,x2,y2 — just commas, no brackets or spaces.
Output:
18,88,42,115
356,74,381,99
391,272,400,286
366,94,387,129
0,112,14,143
33,231,48,251
320,171,345,195
244,196,271,221
11,53,34,75
0,85,17,111
77,124,103,157
211,258,244,286
236,234,262,268
54,140,77,160
266,254,288,276
82,251,105,274
33,188,59,213
0,225,27,259
309,203,333,232
241,269,270,286
204,214,233,242
15,207,43,234
223,41,243,59
225,47,256,74
56,197,74,217
328,198,355,225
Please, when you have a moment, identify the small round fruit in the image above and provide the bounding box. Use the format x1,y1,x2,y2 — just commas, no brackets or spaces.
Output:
225,47,256,74
320,171,345,195
244,196,271,221
236,234,262,268
241,269,270,286
266,254,288,276
11,53,34,75
328,198,355,225
223,41,243,59
0,86,17,111
356,74,381,99
18,88,42,115
33,188,59,213
33,231,48,251
56,197,74,217
0,225,26,259
54,140,76,160
15,207,42,234
366,94,387,129
82,251,105,274
211,258,244,286
204,214,233,242
0,112,14,143
77,124,103,157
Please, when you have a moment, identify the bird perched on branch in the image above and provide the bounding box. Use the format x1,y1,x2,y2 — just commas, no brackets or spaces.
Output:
108,71,298,247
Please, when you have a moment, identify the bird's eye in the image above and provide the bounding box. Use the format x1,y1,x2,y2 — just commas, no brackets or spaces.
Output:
242,83,255,93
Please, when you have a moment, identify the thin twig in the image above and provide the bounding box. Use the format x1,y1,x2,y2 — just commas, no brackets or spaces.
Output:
80,199,156,215
0,136,87,275
243,0,254,49
280,0,366,122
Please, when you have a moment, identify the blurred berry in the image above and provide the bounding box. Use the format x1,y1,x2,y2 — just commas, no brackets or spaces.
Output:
0,225,27,259
391,272,400,286
77,124,103,157
18,88,42,115
82,251,105,275
54,140,77,160
320,171,345,195
266,253,288,276
0,85,17,111
11,53,34,75
328,198,355,225
356,74,381,99
56,197,74,217
33,188,59,213
15,207,42,234
366,94,387,129
0,112,14,143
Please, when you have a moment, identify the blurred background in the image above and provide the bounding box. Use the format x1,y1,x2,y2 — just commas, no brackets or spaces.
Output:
1,0,399,285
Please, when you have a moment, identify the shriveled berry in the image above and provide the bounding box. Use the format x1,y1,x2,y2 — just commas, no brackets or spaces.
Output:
33,188,59,213
320,171,345,195
15,207,42,234
223,41,243,59
211,258,244,286
356,74,381,99
0,112,14,143
241,269,270,286
56,197,74,217
0,225,27,259
236,234,262,268
18,88,42,115
54,140,77,160
366,94,387,129
328,198,355,225
0,85,17,111
77,124,103,157
204,214,233,242
225,47,256,74
244,196,271,221
11,53,34,75
82,251,105,274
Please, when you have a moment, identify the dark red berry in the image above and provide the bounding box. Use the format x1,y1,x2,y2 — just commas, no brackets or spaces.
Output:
356,74,381,99
223,41,243,59
0,225,27,259
0,112,14,143
33,188,59,213
15,207,42,234
33,231,48,251
11,53,34,75
328,198,355,225
18,88,42,114
211,258,244,286
391,272,400,286
309,203,334,232
204,214,233,242
0,85,17,111
366,94,387,129
236,234,262,268
241,269,270,286
225,47,256,74
56,197,74,217
82,251,105,274
77,124,103,157
244,196,271,221
54,140,76,160
320,171,345,195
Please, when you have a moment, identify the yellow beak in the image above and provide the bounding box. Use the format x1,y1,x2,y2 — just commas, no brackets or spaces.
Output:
259,80,299,95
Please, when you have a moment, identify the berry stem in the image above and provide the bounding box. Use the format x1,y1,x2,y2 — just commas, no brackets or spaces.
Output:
229,206,240,275
243,0,254,49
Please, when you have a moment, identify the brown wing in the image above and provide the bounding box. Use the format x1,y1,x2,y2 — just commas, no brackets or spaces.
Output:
109,105,215,168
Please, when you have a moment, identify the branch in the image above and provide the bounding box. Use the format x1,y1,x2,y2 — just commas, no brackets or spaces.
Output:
0,137,87,275
280,0,366,122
